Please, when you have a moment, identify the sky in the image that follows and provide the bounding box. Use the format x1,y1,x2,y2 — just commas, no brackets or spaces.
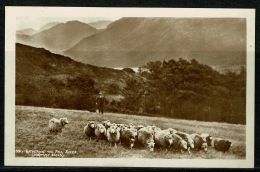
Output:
16,17,121,30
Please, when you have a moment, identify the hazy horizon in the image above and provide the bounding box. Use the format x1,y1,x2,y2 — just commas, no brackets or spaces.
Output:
16,17,121,31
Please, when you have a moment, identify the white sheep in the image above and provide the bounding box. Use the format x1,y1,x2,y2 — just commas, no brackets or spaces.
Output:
176,131,194,153
190,133,208,151
49,117,69,136
94,123,107,140
137,127,155,152
170,133,188,153
84,121,96,140
106,124,120,148
154,130,173,151
120,127,137,149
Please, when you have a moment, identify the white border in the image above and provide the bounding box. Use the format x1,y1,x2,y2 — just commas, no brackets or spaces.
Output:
5,7,255,168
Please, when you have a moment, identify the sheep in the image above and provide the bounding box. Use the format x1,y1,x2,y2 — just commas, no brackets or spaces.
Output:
154,130,173,151
117,123,125,128
106,125,120,148
84,121,96,140
129,123,134,128
170,133,188,153
146,125,161,136
110,123,122,132
201,133,213,146
190,133,208,151
102,120,111,129
137,127,155,152
176,131,194,153
212,138,232,152
120,127,137,149
49,117,69,136
116,124,126,133
94,123,107,140
165,128,177,134
134,125,145,131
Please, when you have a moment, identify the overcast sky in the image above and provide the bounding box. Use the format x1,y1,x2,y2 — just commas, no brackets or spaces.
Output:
16,17,121,30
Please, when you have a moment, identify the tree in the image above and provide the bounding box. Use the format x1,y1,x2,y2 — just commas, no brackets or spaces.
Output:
66,75,98,110
120,58,246,124
121,79,145,112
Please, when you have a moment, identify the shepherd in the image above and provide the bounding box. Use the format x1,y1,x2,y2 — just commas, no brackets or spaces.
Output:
96,92,105,114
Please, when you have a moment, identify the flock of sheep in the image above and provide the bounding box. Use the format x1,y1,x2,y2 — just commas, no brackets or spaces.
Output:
48,117,232,153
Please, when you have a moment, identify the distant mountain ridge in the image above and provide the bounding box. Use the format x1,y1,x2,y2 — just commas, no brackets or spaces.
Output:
16,18,246,69
38,22,60,32
16,28,37,36
64,17,246,68
16,20,99,52
16,22,60,36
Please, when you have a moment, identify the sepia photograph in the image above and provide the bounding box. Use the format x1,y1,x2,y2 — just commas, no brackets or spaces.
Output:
5,7,255,167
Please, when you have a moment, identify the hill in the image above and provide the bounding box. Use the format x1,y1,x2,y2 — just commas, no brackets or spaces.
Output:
65,17,246,68
15,105,246,159
16,20,99,52
16,43,141,110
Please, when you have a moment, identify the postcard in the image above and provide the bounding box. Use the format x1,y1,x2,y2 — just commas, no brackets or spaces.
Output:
5,7,255,168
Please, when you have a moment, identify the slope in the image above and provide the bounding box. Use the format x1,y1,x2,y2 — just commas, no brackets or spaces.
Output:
16,43,141,109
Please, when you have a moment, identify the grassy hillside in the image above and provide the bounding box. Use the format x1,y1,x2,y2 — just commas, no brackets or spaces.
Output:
15,106,246,159
16,43,141,110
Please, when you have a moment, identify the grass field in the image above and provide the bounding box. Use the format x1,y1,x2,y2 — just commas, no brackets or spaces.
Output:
15,105,246,159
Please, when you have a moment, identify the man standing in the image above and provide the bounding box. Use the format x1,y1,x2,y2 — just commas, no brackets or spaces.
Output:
96,92,105,114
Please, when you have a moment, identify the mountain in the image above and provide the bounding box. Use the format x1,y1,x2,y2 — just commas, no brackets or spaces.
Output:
38,22,60,32
16,28,37,36
88,20,113,29
64,17,246,68
16,22,60,36
16,20,99,52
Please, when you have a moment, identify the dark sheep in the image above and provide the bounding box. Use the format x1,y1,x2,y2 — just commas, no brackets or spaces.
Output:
213,138,232,152
137,127,155,152
190,133,208,151
120,127,137,149
84,121,96,140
